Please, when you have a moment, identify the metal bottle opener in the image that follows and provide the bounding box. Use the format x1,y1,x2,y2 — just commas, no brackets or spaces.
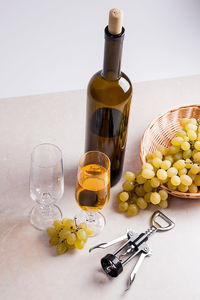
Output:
89,210,175,290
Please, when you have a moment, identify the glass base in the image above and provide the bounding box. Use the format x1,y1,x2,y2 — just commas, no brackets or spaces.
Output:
75,210,106,237
29,204,62,231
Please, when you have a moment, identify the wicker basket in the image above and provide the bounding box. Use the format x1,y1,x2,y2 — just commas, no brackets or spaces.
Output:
140,104,200,199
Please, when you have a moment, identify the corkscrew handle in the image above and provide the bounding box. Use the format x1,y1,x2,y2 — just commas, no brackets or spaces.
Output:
151,211,175,232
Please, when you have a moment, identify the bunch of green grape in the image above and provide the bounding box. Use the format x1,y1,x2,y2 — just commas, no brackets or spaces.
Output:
118,117,200,216
46,218,94,254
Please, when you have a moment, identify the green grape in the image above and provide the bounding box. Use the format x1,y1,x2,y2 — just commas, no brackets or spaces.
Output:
157,169,167,180
136,174,147,184
159,189,168,201
143,181,153,192
127,204,139,216
142,163,154,170
185,123,197,132
119,201,129,212
193,152,200,162
173,159,186,170
46,227,58,237
178,168,187,176
160,160,171,170
49,236,59,246
152,150,163,159
194,141,200,151
146,153,152,160
147,159,153,164
180,175,192,186
62,219,76,230
66,232,76,245
177,130,186,138
185,159,193,169
167,167,178,177
181,141,190,151
189,183,198,193
150,192,161,204
159,200,168,209
192,149,198,156
171,137,184,146
167,181,177,191
144,192,151,203
161,178,169,184
152,158,162,168
187,130,197,141
135,185,145,197
173,152,183,161
56,242,68,254
171,175,181,186
141,169,155,179
122,181,134,191
77,229,87,241
59,228,71,239
187,170,196,181
65,241,75,249
150,177,160,188
136,197,148,209
183,136,189,142
119,191,129,202
85,226,94,236
158,145,168,155
74,239,85,250
165,155,174,164
178,183,189,192
169,145,180,155
194,175,200,186
53,220,63,231
129,193,137,203
124,171,135,182
183,149,192,159
190,164,200,175
180,118,190,127
78,222,87,230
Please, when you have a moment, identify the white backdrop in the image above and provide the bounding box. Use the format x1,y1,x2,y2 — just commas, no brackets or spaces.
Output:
0,0,200,98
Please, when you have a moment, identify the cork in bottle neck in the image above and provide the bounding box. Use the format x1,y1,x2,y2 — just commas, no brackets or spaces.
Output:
108,8,123,35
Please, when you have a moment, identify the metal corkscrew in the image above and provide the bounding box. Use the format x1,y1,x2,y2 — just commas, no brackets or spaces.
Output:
89,211,175,290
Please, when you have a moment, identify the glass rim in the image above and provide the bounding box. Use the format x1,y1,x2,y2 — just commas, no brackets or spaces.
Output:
79,150,110,170
31,143,62,168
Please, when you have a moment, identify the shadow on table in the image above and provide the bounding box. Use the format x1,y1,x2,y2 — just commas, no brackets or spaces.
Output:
91,267,113,286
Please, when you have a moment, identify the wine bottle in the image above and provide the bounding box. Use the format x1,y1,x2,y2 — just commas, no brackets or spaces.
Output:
85,8,133,186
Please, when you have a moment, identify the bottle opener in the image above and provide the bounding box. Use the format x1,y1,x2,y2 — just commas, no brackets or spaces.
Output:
89,210,175,290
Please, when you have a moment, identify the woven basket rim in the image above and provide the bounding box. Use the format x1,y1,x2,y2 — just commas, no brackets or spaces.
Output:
140,104,200,199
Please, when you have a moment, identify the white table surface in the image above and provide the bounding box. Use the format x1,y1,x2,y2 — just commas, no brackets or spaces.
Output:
0,75,200,300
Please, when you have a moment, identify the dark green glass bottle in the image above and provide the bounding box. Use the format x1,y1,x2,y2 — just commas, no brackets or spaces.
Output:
85,17,132,187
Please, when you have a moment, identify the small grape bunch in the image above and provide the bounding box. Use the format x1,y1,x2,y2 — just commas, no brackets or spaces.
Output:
118,170,168,217
46,218,94,254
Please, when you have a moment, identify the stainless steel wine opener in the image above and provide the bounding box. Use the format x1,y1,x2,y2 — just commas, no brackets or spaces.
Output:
89,211,175,290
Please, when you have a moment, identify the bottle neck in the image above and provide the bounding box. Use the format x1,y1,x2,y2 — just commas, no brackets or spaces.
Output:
102,26,125,81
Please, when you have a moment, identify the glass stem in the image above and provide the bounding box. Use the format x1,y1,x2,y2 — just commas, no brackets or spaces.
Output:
87,212,96,223
39,205,50,217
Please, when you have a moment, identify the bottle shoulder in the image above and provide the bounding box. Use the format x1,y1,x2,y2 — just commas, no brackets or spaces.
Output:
87,71,132,105
88,71,132,92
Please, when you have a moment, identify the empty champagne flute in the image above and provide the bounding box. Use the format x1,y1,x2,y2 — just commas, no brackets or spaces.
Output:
75,151,110,236
29,143,64,230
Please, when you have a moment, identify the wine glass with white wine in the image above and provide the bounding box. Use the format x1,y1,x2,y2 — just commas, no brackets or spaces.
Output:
75,151,110,236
